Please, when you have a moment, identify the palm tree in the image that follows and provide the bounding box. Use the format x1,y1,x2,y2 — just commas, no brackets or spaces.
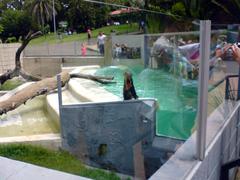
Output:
26,0,55,28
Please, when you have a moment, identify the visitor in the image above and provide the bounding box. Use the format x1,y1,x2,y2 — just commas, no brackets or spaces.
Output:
81,43,87,56
97,32,106,55
232,43,240,63
68,30,72,35
115,43,122,58
123,72,138,100
87,28,92,44
139,20,145,33
214,43,240,61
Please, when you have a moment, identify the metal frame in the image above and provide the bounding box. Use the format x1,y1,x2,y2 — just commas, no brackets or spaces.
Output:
225,74,239,100
196,20,211,160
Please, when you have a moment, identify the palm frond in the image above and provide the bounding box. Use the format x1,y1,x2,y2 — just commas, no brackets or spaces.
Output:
211,0,232,16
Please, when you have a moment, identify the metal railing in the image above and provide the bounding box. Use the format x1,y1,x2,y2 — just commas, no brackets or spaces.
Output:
225,74,240,100
220,158,240,180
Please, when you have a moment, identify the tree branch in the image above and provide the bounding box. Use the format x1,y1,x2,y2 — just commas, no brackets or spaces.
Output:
0,72,115,115
70,73,116,84
0,72,70,115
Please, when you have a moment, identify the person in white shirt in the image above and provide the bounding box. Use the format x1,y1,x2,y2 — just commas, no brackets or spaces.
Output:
97,32,106,55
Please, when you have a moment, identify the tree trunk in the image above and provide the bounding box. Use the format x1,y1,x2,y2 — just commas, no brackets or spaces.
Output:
16,31,42,69
0,30,42,85
0,72,70,115
70,74,115,84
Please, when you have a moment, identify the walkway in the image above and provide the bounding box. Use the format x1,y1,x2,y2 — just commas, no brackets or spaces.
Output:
0,156,90,180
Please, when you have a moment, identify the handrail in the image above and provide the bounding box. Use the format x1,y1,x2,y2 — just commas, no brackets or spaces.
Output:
225,74,240,100
220,158,240,180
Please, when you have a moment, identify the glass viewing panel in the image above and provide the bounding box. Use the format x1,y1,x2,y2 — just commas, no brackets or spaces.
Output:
102,32,200,140
208,29,228,116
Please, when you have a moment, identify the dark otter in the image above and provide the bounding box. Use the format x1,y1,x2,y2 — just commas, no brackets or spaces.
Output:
123,72,138,100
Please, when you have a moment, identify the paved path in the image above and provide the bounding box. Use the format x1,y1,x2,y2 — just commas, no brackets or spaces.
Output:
0,156,90,180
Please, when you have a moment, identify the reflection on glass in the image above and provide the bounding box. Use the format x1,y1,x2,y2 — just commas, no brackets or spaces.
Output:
108,33,200,140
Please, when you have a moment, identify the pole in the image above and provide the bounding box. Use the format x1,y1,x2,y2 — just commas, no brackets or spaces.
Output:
53,0,57,37
196,20,211,160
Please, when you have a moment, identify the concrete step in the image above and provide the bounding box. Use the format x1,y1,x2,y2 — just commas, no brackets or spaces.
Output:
46,66,120,127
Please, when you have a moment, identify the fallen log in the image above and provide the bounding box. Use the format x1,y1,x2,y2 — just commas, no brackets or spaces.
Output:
0,72,70,115
0,72,115,115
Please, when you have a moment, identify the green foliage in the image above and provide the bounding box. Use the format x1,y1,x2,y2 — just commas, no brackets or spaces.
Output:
66,0,110,32
0,25,3,34
0,9,32,42
42,25,50,34
25,0,55,28
171,2,186,17
5,37,17,43
0,144,120,180
0,78,24,90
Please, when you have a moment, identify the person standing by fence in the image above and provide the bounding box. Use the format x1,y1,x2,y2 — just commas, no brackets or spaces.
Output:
87,28,92,44
97,32,106,55
81,43,87,56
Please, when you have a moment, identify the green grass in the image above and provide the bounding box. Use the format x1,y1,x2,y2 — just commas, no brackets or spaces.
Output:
30,23,138,45
0,144,120,180
0,78,24,91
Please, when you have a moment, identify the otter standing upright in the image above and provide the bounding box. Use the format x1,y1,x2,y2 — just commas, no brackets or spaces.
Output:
123,72,138,100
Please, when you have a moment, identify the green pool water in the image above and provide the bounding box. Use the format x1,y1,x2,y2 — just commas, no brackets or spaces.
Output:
95,65,198,140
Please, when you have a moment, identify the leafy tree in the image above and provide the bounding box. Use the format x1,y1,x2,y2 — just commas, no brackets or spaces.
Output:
0,9,32,41
171,2,186,17
0,0,59,84
0,0,25,15
0,25,3,35
66,0,110,32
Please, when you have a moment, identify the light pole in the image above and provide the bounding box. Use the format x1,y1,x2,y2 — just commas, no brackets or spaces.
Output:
53,0,57,37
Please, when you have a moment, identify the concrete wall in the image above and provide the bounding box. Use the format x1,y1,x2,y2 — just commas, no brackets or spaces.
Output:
23,41,100,57
22,57,61,78
0,43,20,74
150,101,240,180
22,56,104,77
60,100,157,177
62,56,105,67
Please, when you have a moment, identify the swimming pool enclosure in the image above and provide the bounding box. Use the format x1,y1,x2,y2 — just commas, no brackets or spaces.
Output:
23,20,240,179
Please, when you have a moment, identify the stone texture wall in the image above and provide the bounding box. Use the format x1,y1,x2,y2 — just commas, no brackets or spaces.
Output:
60,100,157,177
0,43,20,74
